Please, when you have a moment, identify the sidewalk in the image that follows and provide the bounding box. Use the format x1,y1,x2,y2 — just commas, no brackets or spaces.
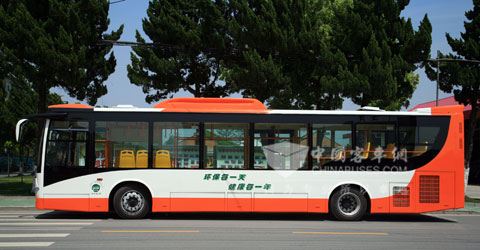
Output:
466,184,480,199
0,196,35,207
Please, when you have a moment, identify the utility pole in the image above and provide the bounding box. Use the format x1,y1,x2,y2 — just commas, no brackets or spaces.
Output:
428,54,480,107
436,50,440,107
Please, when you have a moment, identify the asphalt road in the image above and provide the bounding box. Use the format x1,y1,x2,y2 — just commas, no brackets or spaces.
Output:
0,208,479,250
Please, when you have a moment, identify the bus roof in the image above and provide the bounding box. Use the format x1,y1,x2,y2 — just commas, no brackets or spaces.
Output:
47,98,459,116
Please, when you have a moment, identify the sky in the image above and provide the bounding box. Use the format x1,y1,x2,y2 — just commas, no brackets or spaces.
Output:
52,0,475,110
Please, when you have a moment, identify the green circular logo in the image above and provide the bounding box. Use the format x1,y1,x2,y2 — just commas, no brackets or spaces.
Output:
92,183,101,192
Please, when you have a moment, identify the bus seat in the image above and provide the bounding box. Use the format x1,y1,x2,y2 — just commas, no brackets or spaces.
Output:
362,142,371,158
412,142,428,157
136,150,148,168
119,150,135,168
155,150,171,168
385,143,395,159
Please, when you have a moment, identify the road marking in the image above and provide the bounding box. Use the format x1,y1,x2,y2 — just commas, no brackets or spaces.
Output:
0,227,82,231
0,222,93,226
0,215,35,218
292,232,389,235
0,242,54,247
102,230,200,233
0,233,69,238
0,218,100,221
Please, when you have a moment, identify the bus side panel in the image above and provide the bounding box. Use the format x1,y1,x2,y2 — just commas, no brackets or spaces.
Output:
430,105,464,210
371,106,464,214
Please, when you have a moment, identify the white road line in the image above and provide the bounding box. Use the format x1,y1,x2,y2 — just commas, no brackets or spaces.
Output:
0,212,46,215
0,218,101,221
0,222,93,226
0,227,83,231
0,215,35,218
0,233,69,238
0,242,54,247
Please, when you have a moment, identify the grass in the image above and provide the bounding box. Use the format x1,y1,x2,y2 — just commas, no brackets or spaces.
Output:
465,196,480,204
0,175,34,196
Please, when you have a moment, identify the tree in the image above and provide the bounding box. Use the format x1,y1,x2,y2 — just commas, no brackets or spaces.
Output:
0,0,123,114
1,76,65,155
336,0,431,110
128,0,232,103
223,0,352,110
426,0,480,182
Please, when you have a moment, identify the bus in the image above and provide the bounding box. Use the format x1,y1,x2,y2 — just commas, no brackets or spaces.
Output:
16,98,465,220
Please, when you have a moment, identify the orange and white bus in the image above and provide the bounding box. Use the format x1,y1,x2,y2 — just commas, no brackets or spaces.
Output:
16,98,465,220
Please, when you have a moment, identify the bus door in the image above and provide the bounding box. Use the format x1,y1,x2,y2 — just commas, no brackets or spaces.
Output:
44,120,90,187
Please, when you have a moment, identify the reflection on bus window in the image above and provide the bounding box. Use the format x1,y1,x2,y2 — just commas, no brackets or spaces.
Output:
95,121,148,168
45,121,88,168
153,122,199,168
254,123,308,170
312,124,352,167
204,123,249,169
399,126,440,158
356,124,396,159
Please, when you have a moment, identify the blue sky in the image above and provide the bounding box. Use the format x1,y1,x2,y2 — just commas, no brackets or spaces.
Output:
53,0,475,110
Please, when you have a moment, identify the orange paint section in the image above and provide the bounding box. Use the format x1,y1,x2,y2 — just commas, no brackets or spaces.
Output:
151,197,329,213
48,104,94,109
36,198,108,212
371,105,465,214
153,97,268,113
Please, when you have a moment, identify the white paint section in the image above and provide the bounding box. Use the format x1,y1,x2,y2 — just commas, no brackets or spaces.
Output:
254,193,308,199
171,192,224,198
0,242,54,247
94,107,164,112
268,109,431,116
0,233,69,238
227,193,251,199
38,169,415,201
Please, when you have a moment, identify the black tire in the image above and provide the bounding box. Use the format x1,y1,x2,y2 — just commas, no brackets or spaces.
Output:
113,184,151,219
329,186,367,221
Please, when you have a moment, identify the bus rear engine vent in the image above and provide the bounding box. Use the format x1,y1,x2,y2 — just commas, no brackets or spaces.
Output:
419,175,440,203
393,186,410,207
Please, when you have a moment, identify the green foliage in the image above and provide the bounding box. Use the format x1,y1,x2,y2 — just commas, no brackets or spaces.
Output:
337,0,430,110
0,175,33,196
128,0,232,102
0,0,123,113
0,76,65,155
129,0,430,111
425,0,480,170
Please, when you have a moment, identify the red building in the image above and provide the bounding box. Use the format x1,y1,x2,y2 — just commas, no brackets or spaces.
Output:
411,96,480,183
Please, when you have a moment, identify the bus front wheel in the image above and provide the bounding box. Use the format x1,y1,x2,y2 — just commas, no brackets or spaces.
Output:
113,184,151,219
330,187,367,221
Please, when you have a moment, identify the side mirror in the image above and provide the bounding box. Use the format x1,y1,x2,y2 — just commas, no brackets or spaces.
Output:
15,119,29,142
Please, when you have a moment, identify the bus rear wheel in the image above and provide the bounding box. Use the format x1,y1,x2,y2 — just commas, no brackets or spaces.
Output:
113,185,150,219
330,187,367,221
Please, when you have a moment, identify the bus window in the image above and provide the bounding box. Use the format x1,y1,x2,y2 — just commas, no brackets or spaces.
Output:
45,121,88,168
399,126,440,158
95,121,148,168
204,123,249,169
356,124,395,159
312,124,352,167
254,123,308,170
153,122,199,168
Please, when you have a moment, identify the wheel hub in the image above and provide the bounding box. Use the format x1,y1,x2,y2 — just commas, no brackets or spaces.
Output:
338,193,360,215
121,191,144,214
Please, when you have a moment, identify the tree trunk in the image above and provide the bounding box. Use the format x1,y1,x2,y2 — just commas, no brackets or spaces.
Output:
465,101,478,193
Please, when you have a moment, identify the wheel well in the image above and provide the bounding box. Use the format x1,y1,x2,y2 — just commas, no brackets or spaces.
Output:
328,184,371,214
108,181,152,212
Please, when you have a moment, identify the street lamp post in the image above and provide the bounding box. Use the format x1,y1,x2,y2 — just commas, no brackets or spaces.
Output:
436,50,440,107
